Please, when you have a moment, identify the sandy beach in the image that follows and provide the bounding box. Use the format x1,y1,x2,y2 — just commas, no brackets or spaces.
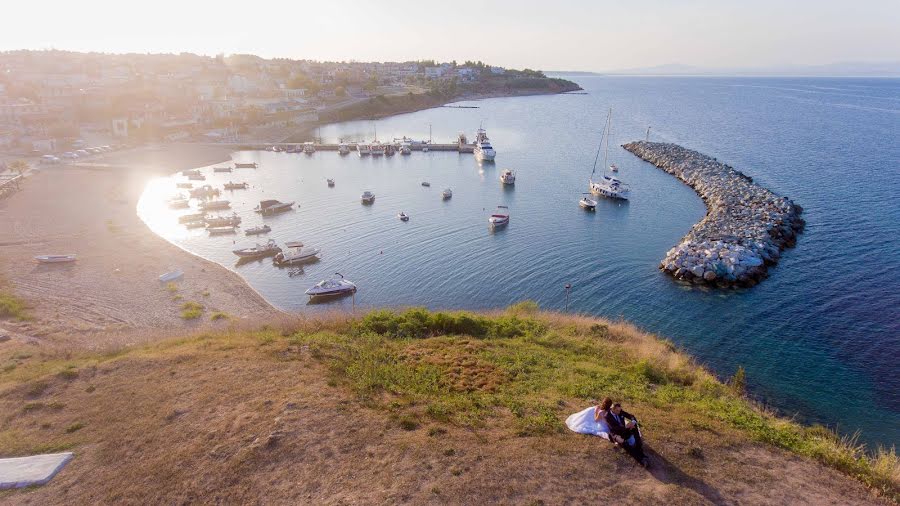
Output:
0,144,279,348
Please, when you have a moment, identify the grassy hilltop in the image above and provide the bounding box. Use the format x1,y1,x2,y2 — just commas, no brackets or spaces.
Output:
0,304,896,503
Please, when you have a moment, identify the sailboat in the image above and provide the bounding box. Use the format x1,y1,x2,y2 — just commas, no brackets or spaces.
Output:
588,108,629,201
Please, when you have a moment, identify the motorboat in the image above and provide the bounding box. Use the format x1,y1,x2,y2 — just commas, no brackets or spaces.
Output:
361,191,375,204
207,226,237,235
187,173,206,181
34,254,76,264
357,143,371,156
398,211,409,221
255,199,294,215
399,142,412,155
327,178,335,187
579,193,598,210
232,239,281,259
473,127,496,161
234,162,258,168
213,166,233,173
284,241,304,249
224,181,248,190
421,181,431,187
338,143,350,155
305,273,357,298
184,220,206,229
303,142,316,154
441,188,452,200
200,200,231,211
168,197,190,209
384,144,395,156
204,213,242,227
158,270,183,283
182,169,201,177
178,212,206,223
273,245,320,266
190,185,220,198
610,163,619,172
488,205,510,227
500,169,516,185
175,182,193,189
245,225,271,236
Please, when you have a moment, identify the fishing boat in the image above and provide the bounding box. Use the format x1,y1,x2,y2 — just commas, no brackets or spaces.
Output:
213,166,233,173
204,213,242,227
500,169,516,185
175,182,193,189
441,188,453,200
158,270,183,283
327,178,335,187
207,226,237,235
303,142,316,154
234,162,258,169
233,239,281,259
398,211,409,221
421,181,431,187
245,225,271,236
357,143,371,156
273,245,320,266
489,205,510,227
178,212,206,223
34,254,77,264
579,193,597,211
361,191,375,204
338,142,350,155
589,109,630,201
305,272,357,298
255,199,294,215
223,181,248,190
473,127,496,161
200,200,231,211
190,185,220,198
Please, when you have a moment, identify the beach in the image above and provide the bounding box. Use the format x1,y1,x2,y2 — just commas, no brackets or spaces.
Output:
0,144,279,348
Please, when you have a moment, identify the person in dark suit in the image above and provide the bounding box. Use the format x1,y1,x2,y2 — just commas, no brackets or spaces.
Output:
605,402,650,467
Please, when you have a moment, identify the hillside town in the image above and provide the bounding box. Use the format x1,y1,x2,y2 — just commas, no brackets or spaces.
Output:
0,50,577,166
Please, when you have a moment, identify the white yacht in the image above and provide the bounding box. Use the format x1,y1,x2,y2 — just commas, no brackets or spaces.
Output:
361,191,375,204
338,143,350,155
305,273,357,298
473,127,496,161
500,169,516,185
579,193,597,211
441,188,452,200
588,109,629,201
488,206,510,227
357,143,371,156
273,245,320,266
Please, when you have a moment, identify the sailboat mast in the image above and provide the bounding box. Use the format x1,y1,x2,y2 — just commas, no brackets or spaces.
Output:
590,109,611,178
603,108,611,171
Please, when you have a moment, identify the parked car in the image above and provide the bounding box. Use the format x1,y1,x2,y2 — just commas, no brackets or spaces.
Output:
40,155,60,164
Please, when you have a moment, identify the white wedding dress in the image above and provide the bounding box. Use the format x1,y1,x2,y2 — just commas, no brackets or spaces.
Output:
565,406,611,440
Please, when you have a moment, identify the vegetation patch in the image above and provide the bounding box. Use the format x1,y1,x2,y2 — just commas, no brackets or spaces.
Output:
180,301,204,320
210,311,230,321
0,290,29,320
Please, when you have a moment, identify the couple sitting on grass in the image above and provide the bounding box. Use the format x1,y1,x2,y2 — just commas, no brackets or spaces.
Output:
566,397,650,468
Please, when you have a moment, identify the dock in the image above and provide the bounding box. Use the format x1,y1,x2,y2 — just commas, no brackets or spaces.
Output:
209,142,476,154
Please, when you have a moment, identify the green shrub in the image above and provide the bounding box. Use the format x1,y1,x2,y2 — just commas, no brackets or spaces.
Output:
180,301,204,319
0,292,28,320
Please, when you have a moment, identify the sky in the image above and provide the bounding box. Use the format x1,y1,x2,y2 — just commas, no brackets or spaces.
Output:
2,0,898,71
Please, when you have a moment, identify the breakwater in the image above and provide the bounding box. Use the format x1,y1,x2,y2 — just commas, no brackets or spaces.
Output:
623,141,804,287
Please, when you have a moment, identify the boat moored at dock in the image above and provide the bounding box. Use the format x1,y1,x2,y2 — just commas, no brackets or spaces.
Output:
473,127,496,161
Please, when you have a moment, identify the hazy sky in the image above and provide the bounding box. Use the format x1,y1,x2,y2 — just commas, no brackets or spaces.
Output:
2,0,898,71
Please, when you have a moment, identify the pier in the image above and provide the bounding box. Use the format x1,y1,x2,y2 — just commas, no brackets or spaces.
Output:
623,141,804,288
211,142,476,154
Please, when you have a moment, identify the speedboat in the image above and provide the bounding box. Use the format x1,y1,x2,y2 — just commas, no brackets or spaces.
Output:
234,162,258,169
579,194,597,210
473,127,496,161
273,245,320,266
255,199,294,215
327,178,335,187
361,191,375,204
441,188,452,200
398,211,409,221
213,167,233,173
205,213,241,227
303,142,316,154
489,205,510,227
338,143,350,155
305,273,357,298
200,200,231,211
245,225,271,236
500,169,516,185
224,181,248,190
232,239,281,259
357,143,371,156
421,181,431,187
34,254,77,264
207,226,237,235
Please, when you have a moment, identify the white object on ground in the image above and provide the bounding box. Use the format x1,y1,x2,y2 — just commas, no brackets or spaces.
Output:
0,452,73,489
565,406,611,440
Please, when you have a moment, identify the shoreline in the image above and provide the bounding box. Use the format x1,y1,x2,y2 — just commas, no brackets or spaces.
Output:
623,141,805,288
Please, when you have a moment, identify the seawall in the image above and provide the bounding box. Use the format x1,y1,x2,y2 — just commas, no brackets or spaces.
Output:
623,141,804,288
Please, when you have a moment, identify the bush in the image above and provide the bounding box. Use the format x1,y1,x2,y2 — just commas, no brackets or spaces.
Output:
354,308,545,340
0,292,28,320
180,301,204,319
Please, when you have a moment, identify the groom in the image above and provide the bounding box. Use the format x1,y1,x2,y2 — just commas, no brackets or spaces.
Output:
605,402,650,468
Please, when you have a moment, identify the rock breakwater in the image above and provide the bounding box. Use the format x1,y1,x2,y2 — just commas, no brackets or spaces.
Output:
623,141,804,288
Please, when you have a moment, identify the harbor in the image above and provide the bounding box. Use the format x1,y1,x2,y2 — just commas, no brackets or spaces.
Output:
623,141,804,288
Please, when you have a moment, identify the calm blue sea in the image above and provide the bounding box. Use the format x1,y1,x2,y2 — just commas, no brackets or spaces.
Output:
139,77,900,447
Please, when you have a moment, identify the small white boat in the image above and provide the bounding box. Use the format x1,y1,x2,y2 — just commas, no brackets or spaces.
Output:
34,254,77,264
158,270,184,283
357,143,371,156
398,211,409,221
610,163,619,173
361,191,375,204
234,162,258,169
273,245,320,266
245,225,271,236
175,182,193,189
181,169,201,176
168,198,190,209
204,213,241,228
187,173,206,181
200,200,231,210
327,178,335,187
399,142,412,155
213,166,233,173
421,181,431,187
207,226,237,235
232,239,281,259
338,143,350,155
305,273,357,298
303,142,316,154
579,194,597,211
441,188,453,200
500,169,516,185
489,205,510,227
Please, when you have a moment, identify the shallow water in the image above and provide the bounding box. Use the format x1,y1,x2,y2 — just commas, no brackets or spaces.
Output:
138,76,900,447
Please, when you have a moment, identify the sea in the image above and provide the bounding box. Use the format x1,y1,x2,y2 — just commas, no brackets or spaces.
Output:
138,76,900,447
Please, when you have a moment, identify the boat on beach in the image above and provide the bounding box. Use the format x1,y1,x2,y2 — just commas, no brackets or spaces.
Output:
361,191,375,204
232,239,281,259
34,254,77,264
500,169,516,185
167,197,190,209
255,199,294,215
305,272,357,298
489,205,510,228
234,162,258,169
245,225,271,236
273,244,320,266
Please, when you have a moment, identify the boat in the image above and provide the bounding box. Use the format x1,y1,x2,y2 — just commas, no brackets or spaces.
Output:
255,199,294,215
421,181,431,187
273,245,320,266
327,178,335,187
610,163,619,173
245,225,271,236
338,142,350,155
234,162,258,169
34,254,76,264
204,213,242,227
232,239,281,259
158,270,183,283
284,241,304,249
588,109,630,201
473,127,496,161
213,167,233,173
175,182,193,189
399,142,412,155
223,181,248,190
357,143,371,156
178,212,206,223
187,173,206,181
370,141,384,156
384,144,395,156
361,191,375,204
489,205,510,227
303,142,316,154
398,211,409,221
167,197,190,209
500,169,516,185
200,200,231,211
579,193,597,210
190,185,220,198
184,220,206,229
181,169,201,177
305,272,357,298
207,226,237,235
441,188,452,200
